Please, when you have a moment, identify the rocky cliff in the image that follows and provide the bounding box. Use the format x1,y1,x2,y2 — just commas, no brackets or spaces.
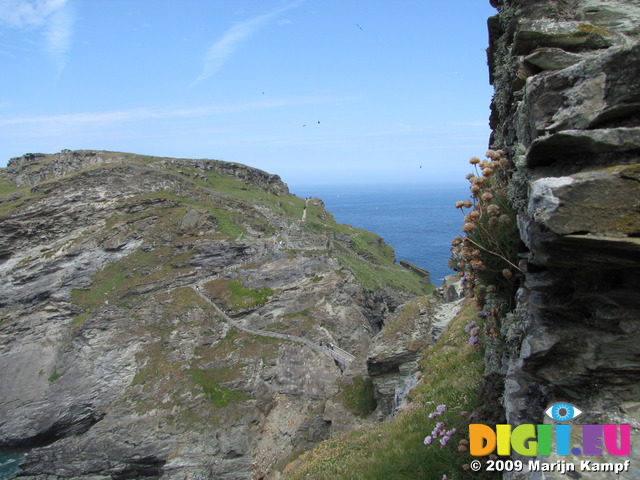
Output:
486,1,640,477
0,151,433,479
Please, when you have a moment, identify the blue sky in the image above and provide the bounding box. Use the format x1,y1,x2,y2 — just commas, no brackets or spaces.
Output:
0,0,496,186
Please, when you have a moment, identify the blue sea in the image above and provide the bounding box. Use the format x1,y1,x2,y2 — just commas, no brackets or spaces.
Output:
290,183,468,286
0,450,22,479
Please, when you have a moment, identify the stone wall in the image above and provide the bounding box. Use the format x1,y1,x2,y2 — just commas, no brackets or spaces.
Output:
487,1,640,477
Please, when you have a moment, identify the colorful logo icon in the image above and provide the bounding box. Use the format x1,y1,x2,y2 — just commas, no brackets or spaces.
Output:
545,403,582,422
469,403,631,457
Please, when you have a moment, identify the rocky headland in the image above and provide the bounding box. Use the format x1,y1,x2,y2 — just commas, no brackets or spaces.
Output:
0,150,448,479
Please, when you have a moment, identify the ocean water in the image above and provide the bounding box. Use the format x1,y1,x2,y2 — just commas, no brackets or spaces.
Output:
290,183,468,285
0,450,22,479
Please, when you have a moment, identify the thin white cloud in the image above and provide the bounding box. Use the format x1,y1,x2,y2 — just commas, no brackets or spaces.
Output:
0,95,332,129
191,1,303,86
0,0,74,74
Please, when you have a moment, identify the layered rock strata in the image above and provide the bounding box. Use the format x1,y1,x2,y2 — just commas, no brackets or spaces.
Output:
487,1,640,477
0,151,432,479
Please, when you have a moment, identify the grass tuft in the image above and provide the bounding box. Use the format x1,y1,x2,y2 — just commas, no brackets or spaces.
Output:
187,368,247,407
341,376,377,416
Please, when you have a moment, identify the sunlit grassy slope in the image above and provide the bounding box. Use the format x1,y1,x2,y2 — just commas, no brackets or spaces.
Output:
284,297,500,480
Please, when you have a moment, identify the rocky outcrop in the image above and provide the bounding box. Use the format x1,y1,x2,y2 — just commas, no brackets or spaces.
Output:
366,294,464,416
0,151,423,479
487,1,640,478
6,150,289,196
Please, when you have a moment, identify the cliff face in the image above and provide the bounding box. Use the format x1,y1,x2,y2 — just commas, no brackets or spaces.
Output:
0,151,431,479
487,0,640,476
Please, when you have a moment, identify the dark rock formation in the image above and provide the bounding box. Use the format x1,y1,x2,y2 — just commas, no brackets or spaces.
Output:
487,1,640,477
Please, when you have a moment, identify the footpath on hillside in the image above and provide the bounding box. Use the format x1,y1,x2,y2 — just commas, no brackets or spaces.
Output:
191,284,355,368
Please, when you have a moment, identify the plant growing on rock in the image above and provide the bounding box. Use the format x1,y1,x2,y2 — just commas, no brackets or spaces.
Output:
451,150,523,308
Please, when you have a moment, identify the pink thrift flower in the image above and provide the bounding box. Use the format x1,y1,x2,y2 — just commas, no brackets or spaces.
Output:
424,436,432,445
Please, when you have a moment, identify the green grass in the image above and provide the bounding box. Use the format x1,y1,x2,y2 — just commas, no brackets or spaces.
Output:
376,299,427,344
283,308,315,321
70,246,192,311
187,368,247,407
341,376,377,416
298,210,432,295
284,298,498,480
71,312,91,329
163,162,304,223
0,181,35,218
574,23,609,36
227,280,274,310
138,189,247,239
48,370,63,382
0,177,20,197
338,254,431,295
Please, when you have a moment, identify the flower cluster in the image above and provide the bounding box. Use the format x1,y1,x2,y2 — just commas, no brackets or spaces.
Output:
423,405,458,447
451,150,523,306
423,422,458,447
428,403,447,419
464,320,480,345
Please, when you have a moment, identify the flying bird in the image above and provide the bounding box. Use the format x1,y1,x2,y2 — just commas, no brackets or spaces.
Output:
356,24,363,30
